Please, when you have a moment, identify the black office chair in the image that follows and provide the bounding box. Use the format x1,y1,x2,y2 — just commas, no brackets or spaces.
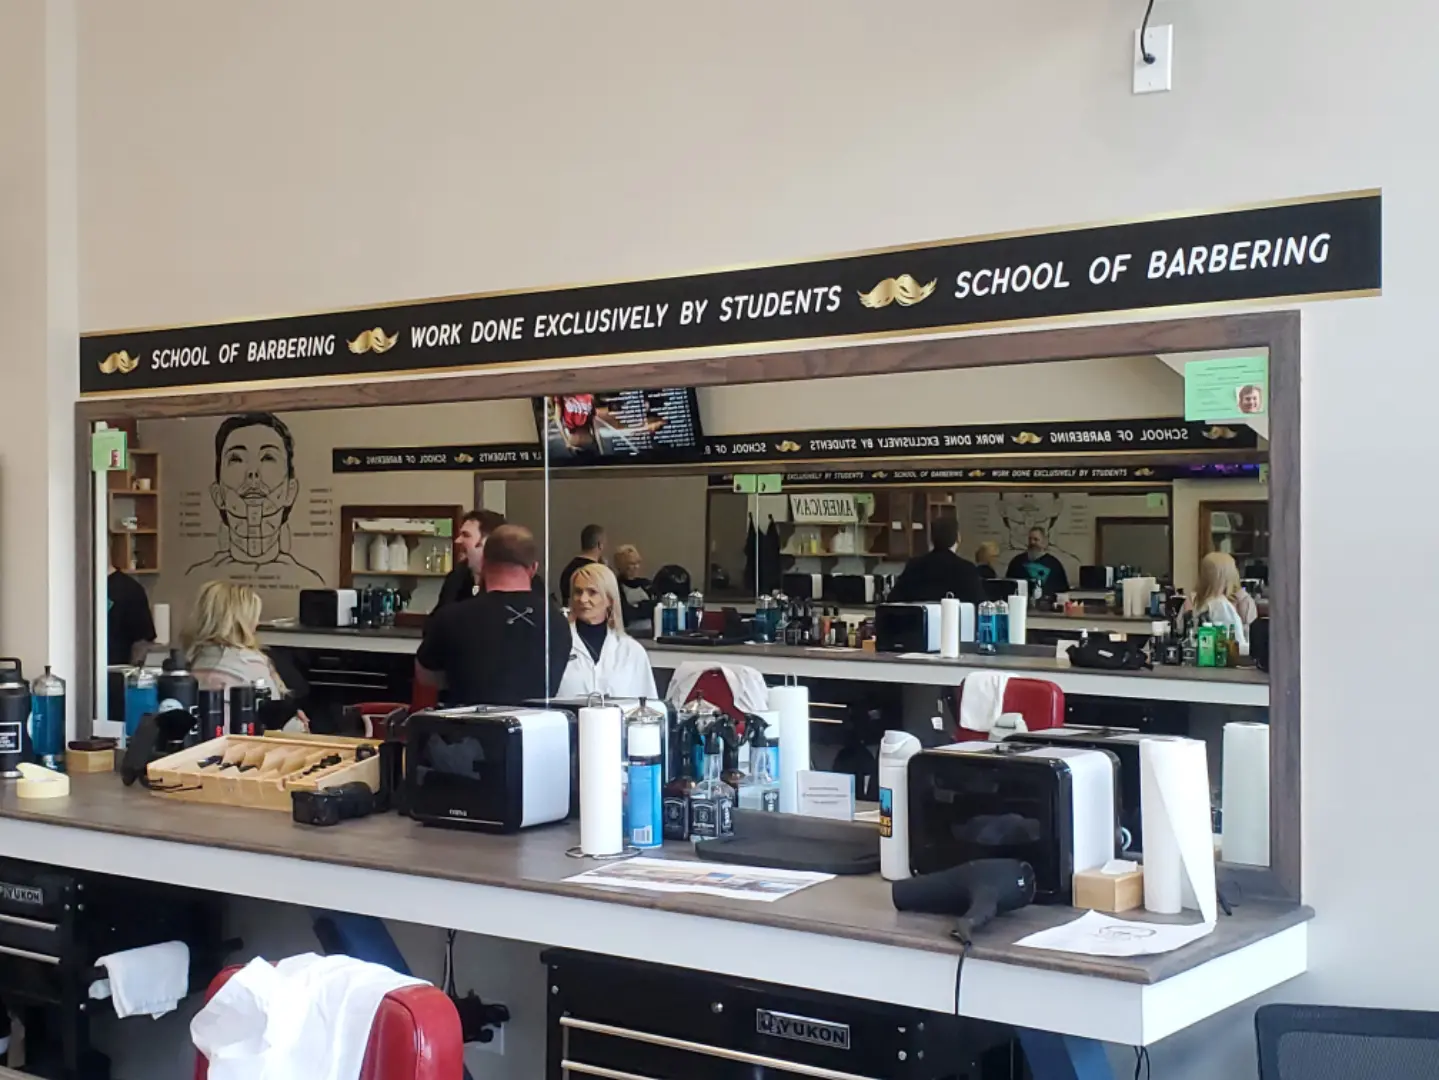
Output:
1256,1003,1439,1079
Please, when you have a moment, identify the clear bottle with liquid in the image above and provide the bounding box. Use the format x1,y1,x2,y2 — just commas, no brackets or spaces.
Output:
31,665,66,771
689,731,736,840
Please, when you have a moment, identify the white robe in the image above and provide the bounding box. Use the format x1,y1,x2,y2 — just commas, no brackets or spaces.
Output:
555,625,658,700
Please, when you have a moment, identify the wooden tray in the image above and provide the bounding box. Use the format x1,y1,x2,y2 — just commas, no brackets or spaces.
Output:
145,732,382,811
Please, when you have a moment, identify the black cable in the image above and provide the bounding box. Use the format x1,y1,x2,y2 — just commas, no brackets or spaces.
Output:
1139,0,1157,64
1133,1045,1151,1080
952,938,971,1016
444,929,458,997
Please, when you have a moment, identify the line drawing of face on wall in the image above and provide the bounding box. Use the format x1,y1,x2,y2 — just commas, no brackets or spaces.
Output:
186,412,322,582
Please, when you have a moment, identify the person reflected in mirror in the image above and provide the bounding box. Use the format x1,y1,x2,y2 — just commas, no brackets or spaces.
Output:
1005,527,1071,596
108,558,156,665
433,509,505,612
559,523,605,605
184,581,309,730
556,563,657,699
888,517,985,606
612,544,654,636
1185,551,1257,649
417,525,570,705
974,540,1001,582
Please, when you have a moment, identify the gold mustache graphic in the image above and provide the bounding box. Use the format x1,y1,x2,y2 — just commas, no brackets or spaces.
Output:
347,328,399,355
454,452,474,463
969,469,985,477
1203,426,1238,440
1012,431,1043,445
777,440,802,453
342,455,361,466
858,274,937,310
1134,467,1155,476
99,350,140,375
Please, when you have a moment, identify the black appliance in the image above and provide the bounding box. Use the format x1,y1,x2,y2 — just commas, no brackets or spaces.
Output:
1251,616,1270,670
781,572,824,601
544,949,1015,1080
874,603,939,653
405,707,572,833
1004,726,1146,852
1078,565,1114,590
0,658,31,778
983,578,1027,602
298,588,358,628
827,574,876,605
907,744,1119,904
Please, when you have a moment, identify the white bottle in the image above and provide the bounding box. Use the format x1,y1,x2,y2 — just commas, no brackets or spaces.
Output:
368,533,390,573
388,534,409,572
878,730,922,881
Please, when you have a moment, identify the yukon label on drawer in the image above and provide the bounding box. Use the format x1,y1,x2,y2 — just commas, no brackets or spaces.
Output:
756,1009,851,1050
0,882,45,907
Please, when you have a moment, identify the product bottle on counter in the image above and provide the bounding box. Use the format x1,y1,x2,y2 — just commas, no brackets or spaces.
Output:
1196,619,1217,668
738,722,780,812
123,666,158,739
878,730,922,880
30,666,66,771
229,683,257,736
625,707,664,849
977,602,997,655
198,688,226,742
689,731,736,841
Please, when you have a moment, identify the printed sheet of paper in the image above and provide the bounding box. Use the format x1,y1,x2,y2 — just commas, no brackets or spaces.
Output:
565,857,832,903
1015,911,1216,957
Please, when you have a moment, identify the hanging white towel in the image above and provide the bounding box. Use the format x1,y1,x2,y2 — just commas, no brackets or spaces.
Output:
958,672,1011,733
94,940,190,1019
191,953,426,1080
664,662,771,715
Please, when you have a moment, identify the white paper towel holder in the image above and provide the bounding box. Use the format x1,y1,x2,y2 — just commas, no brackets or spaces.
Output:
566,692,640,861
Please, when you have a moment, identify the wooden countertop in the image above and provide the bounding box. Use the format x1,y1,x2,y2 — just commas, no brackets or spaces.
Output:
0,774,1307,987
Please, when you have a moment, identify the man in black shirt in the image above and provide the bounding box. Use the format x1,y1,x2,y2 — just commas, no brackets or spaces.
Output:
108,567,156,665
559,523,605,605
889,518,986,606
432,509,506,612
1005,527,1072,596
417,525,570,706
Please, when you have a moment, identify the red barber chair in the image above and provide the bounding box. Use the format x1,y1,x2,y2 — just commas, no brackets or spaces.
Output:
950,677,1065,742
194,966,463,1080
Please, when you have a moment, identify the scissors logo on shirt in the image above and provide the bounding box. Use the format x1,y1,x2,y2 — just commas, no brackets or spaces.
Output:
505,605,536,627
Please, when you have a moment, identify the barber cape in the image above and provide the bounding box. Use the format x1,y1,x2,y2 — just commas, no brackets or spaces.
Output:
555,625,658,700
191,953,425,1080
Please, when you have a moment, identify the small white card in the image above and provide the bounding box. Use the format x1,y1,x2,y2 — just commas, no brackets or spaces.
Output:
796,770,855,821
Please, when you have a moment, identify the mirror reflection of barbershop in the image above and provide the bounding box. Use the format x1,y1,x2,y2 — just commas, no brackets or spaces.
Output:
106,348,1271,870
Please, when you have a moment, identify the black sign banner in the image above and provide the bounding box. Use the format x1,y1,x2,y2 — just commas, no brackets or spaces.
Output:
84,191,1380,395
332,417,1258,474
707,463,1263,488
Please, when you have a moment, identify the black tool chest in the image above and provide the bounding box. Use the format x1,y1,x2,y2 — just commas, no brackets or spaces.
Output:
544,949,1019,1080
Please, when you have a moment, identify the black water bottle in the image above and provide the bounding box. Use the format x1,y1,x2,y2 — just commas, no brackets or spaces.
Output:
0,659,30,778
198,688,226,742
229,684,257,736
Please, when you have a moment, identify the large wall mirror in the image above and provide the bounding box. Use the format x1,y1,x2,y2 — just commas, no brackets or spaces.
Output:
78,313,1297,899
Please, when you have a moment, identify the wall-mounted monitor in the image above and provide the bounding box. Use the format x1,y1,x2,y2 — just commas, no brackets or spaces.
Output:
534,388,703,465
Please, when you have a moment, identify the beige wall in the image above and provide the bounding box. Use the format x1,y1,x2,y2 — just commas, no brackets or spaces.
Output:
70,2,1439,1077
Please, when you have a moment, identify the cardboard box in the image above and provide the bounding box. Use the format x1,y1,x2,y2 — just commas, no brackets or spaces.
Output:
1072,865,1144,913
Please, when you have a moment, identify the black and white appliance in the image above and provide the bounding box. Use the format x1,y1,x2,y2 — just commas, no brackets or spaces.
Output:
828,574,876,605
907,742,1119,903
782,573,825,601
405,707,571,833
298,588,359,628
1003,726,1146,852
875,603,941,653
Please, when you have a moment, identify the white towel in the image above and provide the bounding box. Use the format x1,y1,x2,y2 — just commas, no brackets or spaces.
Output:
959,672,1011,733
94,940,190,1019
191,953,426,1080
664,662,771,715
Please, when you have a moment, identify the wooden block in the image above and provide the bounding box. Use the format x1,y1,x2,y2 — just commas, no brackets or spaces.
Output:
1072,865,1145,913
68,748,115,773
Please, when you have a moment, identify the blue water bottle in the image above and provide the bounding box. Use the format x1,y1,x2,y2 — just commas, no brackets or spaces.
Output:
625,704,665,849
977,602,997,655
124,667,158,739
30,665,66,771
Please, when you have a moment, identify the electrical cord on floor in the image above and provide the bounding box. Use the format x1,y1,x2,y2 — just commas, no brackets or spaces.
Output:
1138,0,1157,64
951,934,972,1016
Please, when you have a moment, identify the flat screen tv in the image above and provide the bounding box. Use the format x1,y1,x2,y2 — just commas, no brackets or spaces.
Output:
534,388,703,465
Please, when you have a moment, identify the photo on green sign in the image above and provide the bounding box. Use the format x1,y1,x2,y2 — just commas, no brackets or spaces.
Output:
1183,355,1269,422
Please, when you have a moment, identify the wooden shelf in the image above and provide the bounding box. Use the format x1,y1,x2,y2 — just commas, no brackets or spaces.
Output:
110,489,159,497
117,567,159,575
111,529,158,536
351,529,449,538
353,570,451,578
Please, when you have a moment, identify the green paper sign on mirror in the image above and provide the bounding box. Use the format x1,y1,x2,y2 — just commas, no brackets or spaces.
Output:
732,474,759,494
1184,355,1269,422
757,474,784,494
91,428,127,473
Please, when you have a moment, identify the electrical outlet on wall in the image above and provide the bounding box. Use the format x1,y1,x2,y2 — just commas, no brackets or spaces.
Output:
1133,24,1174,94
472,1023,505,1056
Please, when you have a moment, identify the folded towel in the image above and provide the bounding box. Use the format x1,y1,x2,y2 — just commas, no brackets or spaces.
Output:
959,672,1011,733
95,940,190,1019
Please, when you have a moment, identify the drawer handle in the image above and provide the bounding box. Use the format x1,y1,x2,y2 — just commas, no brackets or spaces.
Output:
559,1017,880,1080
0,943,61,965
562,1063,662,1080
0,913,58,932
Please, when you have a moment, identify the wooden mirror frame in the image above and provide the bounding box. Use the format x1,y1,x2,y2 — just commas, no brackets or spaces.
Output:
74,310,1300,899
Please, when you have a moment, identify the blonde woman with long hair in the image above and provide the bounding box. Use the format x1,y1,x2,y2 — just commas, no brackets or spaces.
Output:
1188,552,1257,653
185,581,289,694
555,562,657,699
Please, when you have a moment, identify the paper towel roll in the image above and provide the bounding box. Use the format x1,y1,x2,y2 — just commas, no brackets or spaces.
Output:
153,603,171,646
578,705,624,855
1221,722,1270,866
770,685,811,814
1006,595,1027,645
939,598,961,658
1139,736,1217,923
